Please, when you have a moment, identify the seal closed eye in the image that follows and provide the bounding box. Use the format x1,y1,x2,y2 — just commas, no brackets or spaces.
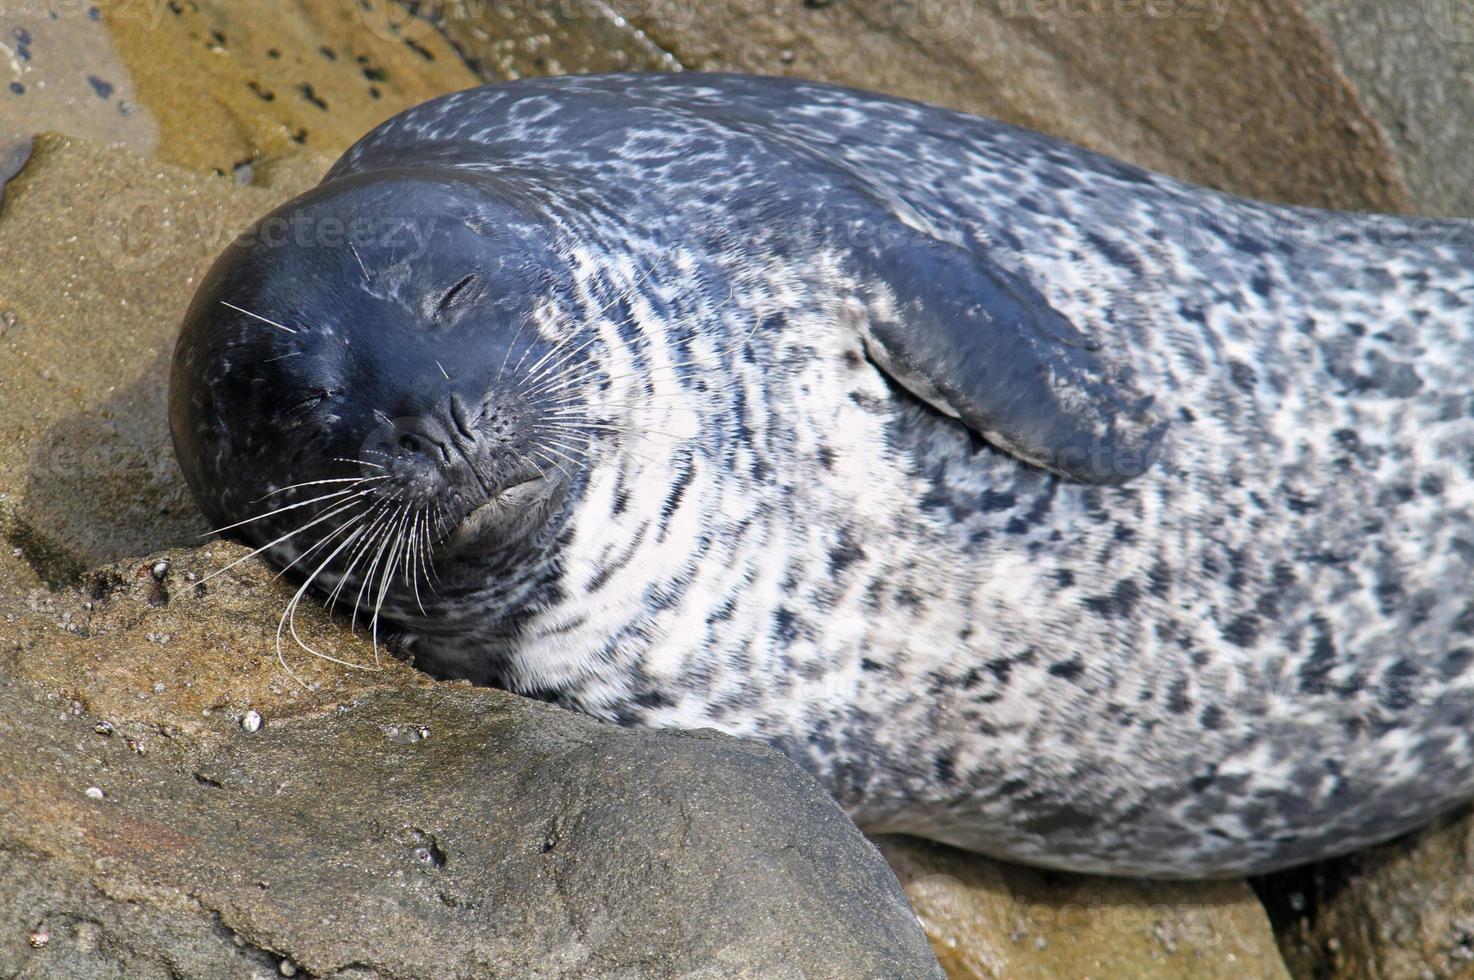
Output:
172,71,1474,879
431,271,482,323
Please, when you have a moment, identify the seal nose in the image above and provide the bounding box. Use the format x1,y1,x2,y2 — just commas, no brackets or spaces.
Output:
384,412,455,465
366,414,459,500
380,401,502,501
369,392,524,510
448,393,480,445
394,426,450,463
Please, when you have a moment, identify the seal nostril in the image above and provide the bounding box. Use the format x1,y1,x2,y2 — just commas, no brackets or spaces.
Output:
449,394,479,443
397,428,453,463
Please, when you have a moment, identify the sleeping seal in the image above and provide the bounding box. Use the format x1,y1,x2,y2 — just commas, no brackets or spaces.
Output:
169,72,1474,877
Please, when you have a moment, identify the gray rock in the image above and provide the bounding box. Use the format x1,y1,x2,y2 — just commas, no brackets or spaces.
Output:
1,845,282,980
1303,0,1474,216
0,670,941,978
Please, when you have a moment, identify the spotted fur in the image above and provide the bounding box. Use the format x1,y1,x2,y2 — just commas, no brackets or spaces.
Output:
186,73,1474,877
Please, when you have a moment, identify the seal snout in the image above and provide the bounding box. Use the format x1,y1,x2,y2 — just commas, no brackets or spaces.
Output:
365,392,550,549
371,408,483,501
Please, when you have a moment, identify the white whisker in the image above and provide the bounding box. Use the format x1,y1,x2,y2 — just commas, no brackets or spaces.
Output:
220,300,299,335
199,492,377,586
202,486,361,538
348,241,370,281
276,524,379,688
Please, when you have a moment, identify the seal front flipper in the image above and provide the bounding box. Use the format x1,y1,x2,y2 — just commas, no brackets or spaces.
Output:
851,236,1167,484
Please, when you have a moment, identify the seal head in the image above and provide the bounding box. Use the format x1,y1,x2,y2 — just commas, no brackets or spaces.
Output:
170,167,582,628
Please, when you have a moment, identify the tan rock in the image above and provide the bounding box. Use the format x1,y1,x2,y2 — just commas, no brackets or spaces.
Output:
0,536,41,597
0,542,426,735
0,134,328,585
435,0,684,77
877,835,1291,979
0,11,160,156
101,0,480,175
1304,0,1474,216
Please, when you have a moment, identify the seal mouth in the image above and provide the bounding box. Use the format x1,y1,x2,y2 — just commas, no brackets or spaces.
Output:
445,471,546,553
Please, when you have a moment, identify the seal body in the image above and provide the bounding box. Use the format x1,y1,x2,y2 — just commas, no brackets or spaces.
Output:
171,72,1474,878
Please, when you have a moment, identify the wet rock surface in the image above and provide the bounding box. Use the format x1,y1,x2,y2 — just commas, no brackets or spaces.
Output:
0,1,477,175
0,12,159,155
101,0,481,176
0,1,1468,977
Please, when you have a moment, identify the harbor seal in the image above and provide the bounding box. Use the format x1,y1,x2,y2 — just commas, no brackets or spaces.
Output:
169,72,1474,878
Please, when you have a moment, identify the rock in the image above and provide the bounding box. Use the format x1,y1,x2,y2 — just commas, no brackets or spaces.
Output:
4,2,479,181
0,133,325,585
876,836,1291,979
0,12,160,156
3,846,286,979
1,543,426,731
0,539,42,598
439,0,1408,212
0,693,944,979
0,546,941,979
1257,808,1474,980
434,0,683,77
100,0,480,176
1303,1,1474,216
